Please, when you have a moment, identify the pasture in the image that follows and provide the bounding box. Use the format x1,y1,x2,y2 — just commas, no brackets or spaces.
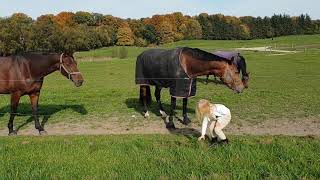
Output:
0,35,320,178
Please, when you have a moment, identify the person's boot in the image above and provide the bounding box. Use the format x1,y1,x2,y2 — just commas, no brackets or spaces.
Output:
219,138,229,145
209,137,219,148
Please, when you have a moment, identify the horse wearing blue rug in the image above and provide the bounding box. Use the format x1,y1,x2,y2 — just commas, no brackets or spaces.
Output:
135,47,248,129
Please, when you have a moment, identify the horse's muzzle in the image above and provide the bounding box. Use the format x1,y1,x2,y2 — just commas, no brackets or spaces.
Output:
74,80,84,87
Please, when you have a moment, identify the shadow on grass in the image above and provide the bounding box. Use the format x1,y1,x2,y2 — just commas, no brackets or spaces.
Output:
0,103,88,132
125,98,200,138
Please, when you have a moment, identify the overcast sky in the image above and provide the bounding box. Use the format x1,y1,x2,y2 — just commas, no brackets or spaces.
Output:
1,0,318,19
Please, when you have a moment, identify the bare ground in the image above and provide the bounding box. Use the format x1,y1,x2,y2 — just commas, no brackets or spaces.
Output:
0,116,319,137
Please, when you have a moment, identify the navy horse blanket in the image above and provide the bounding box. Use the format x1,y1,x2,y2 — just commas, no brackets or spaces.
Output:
135,48,196,98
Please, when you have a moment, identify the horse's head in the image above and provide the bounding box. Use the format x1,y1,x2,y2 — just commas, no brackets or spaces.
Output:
59,53,84,87
220,62,245,93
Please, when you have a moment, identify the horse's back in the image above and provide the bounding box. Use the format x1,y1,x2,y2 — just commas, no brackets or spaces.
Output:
135,48,182,86
0,55,34,94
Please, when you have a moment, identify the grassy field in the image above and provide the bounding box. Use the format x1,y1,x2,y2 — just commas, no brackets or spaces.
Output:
0,35,320,179
0,135,319,179
76,34,320,59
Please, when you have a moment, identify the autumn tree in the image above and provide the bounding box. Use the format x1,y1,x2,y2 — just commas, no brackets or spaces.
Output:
54,12,76,27
158,21,175,44
116,22,134,46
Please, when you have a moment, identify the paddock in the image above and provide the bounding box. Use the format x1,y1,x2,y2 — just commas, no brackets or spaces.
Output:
0,35,319,179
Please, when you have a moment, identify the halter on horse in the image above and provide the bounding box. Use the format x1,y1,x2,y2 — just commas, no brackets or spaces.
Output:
59,53,82,80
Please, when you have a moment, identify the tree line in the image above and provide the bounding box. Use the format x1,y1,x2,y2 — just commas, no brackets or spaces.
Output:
0,12,319,55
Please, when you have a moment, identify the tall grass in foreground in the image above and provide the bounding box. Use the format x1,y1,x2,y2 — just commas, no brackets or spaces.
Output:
0,135,319,179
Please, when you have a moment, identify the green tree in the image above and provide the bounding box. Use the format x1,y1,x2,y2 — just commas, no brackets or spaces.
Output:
141,25,158,45
96,25,113,46
92,13,104,26
196,13,213,39
183,18,202,39
0,13,33,55
32,14,59,51
73,11,94,26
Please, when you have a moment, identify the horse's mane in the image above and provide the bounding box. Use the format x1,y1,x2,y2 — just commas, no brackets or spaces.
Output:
238,56,248,76
182,47,229,62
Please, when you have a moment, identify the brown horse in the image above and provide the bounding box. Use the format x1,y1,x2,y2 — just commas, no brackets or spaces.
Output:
136,47,247,129
0,52,83,135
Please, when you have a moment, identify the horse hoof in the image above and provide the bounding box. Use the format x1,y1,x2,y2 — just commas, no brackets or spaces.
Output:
39,130,47,135
182,117,191,125
160,110,167,118
166,122,176,129
144,111,150,118
8,131,17,136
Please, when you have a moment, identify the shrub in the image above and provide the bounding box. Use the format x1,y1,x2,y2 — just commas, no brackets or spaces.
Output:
119,46,128,59
111,47,118,58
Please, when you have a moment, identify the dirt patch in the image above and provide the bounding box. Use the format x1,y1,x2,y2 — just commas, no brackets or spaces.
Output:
0,117,319,137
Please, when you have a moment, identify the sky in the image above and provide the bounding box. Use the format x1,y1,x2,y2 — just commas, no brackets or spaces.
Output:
0,0,319,20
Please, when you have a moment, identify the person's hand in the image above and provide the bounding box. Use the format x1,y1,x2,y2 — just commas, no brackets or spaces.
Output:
198,136,205,141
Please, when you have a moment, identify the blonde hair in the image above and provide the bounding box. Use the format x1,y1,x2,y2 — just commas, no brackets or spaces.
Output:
195,99,211,122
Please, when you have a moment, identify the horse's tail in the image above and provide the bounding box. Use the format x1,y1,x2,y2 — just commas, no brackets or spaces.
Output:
139,85,152,106
196,99,211,122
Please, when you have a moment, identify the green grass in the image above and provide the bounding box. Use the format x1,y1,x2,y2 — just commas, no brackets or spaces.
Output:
0,135,319,179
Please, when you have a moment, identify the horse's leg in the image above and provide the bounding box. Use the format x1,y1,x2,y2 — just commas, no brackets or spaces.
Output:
182,98,191,125
155,86,167,118
8,92,21,136
205,75,209,85
29,92,46,135
166,96,176,129
140,85,151,118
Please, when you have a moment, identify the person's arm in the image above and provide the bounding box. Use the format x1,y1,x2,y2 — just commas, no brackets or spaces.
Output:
198,117,209,141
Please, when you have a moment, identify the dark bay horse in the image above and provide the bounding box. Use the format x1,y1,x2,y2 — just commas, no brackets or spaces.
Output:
135,47,248,129
0,52,83,135
205,51,250,88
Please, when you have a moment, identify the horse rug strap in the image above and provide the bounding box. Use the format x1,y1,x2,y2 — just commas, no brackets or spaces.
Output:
135,48,197,98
